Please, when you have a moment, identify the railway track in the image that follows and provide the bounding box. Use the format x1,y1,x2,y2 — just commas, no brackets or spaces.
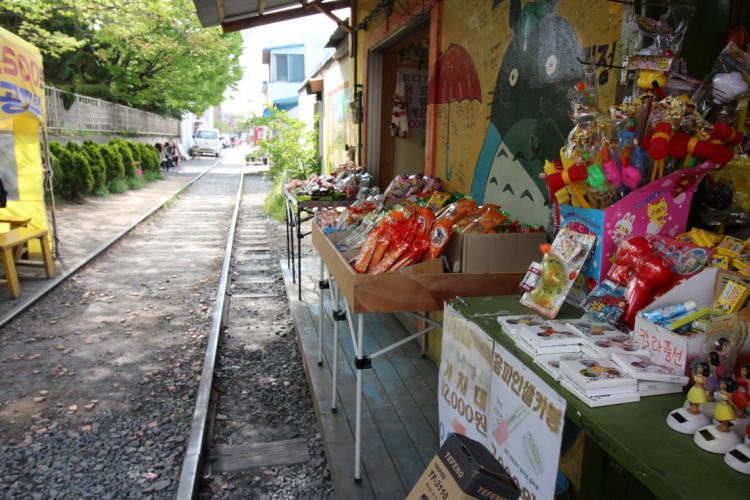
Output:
0,153,332,499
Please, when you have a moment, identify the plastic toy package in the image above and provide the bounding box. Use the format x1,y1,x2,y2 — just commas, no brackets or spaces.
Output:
519,227,596,318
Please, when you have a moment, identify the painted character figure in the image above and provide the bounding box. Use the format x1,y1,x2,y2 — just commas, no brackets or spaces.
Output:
471,0,584,226
686,362,710,415
731,364,750,419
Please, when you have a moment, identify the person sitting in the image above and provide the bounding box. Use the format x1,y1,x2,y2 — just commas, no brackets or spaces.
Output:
155,143,169,170
165,142,178,169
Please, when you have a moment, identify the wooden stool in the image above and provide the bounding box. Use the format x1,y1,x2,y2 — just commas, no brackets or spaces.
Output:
0,216,32,261
0,228,54,299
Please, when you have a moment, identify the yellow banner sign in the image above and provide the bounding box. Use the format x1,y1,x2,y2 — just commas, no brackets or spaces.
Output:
0,27,45,123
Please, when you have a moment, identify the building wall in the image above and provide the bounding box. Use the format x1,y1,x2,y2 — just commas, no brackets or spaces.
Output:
355,0,624,227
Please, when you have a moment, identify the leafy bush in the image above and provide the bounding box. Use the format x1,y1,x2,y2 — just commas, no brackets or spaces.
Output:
126,141,141,166
107,178,129,194
81,141,108,194
115,144,136,178
137,143,159,173
65,141,81,153
243,106,320,182
100,145,125,183
58,149,93,201
263,180,286,221
48,140,64,159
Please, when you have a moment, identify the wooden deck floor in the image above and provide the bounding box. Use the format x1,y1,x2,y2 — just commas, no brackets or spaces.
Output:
281,256,440,499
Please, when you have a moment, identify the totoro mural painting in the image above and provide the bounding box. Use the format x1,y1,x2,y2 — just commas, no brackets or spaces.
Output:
455,0,622,227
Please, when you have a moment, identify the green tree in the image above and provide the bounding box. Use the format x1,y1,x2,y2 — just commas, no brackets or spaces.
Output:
242,106,320,182
81,141,108,194
0,0,244,117
100,145,125,183
58,150,93,201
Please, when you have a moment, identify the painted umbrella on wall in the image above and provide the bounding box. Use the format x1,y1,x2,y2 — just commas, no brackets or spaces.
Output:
428,43,482,180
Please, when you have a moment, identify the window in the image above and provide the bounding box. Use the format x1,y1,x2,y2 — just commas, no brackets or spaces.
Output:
273,53,304,82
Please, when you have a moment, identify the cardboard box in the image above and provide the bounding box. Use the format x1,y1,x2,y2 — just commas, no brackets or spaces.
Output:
633,268,750,376
311,222,525,313
558,162,712,305
406,433,520,500
444,232,546,274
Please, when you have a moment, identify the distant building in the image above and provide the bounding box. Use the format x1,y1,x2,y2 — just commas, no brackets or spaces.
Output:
261,37,332,119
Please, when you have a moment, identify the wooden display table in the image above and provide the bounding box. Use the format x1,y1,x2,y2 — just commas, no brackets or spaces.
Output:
450,295,749,500
282,184,354,301
311,221,526,481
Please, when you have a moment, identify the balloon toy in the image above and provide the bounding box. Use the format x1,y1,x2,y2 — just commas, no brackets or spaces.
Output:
607,236,674,328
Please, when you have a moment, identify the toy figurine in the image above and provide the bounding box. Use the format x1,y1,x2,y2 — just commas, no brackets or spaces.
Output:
725,420,750,475
695,376,742,454
730,364,750,439
666,361,711,434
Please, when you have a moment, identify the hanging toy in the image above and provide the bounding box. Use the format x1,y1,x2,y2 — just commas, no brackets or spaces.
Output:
643,121,672,181
712,72,749,104
710,122,743,146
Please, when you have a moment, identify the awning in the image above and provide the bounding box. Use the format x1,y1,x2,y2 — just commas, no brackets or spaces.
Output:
191,0,352,33
274,96,299,111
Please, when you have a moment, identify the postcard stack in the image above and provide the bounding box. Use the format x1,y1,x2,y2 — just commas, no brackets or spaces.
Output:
558,356,640,407
611,352,688,396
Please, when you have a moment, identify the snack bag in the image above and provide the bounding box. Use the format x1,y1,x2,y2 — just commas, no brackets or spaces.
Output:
424,219,454,261
436,198,476,226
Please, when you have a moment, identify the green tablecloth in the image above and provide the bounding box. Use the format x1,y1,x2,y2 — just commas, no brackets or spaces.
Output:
449,295,749,500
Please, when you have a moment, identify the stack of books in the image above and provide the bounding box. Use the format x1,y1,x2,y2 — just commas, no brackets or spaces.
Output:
514,320,582,358
611,352,688,396
558,356,640,407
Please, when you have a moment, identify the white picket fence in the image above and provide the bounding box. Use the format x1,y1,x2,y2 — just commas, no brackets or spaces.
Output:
44,86,180,137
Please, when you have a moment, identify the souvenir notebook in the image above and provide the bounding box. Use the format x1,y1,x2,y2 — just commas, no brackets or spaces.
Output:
516,321,582,355
611,352,689,385
560,379,641,408
558,356,637,393
580,334,649,358
497,314,546,337
534,352,589,382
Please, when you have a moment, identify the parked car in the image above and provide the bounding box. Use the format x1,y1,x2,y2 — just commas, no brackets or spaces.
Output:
193,127,222,157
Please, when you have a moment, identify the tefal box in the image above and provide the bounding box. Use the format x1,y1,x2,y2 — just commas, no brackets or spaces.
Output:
632,268,750,376
406,433,520,500
558,162,712,306
443,232,546,274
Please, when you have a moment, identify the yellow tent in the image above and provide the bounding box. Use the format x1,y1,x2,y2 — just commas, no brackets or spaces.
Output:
0,27,51,255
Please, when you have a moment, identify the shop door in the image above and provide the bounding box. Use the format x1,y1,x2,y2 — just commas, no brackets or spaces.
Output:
365,21,430,192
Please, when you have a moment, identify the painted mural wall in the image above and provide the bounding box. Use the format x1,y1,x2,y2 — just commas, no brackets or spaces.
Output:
354,0,625,227
323,56,355,173
431,0,625,228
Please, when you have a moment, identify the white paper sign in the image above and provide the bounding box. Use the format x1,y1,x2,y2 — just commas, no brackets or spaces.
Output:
438,304,494,445
488,343,567,500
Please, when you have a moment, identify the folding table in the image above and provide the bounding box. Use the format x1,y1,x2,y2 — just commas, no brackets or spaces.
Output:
310,222,525,481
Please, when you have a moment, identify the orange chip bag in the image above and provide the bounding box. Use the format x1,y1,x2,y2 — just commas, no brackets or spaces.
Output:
464,207,509,233
424,219,454,261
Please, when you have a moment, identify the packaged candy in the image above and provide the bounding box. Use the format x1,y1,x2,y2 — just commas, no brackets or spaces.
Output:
714,280,750,313
520,227,596,318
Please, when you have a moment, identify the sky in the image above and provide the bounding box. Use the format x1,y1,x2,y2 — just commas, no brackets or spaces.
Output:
223,11,348,117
